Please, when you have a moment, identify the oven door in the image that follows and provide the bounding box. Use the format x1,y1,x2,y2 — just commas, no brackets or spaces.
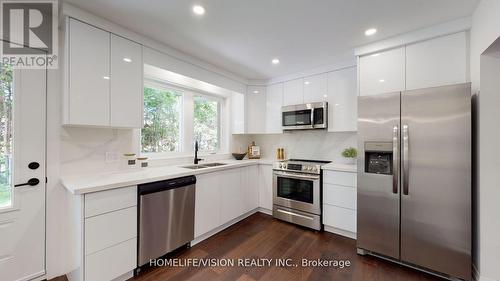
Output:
273,171,321,215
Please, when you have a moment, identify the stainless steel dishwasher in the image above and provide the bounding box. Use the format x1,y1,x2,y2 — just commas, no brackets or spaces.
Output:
137,176,196,267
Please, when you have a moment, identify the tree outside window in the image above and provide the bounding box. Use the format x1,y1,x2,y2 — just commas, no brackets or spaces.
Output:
194,96,219,152
142,86,182,153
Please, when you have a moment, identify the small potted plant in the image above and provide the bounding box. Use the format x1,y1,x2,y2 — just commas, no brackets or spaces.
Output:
341,147,358,165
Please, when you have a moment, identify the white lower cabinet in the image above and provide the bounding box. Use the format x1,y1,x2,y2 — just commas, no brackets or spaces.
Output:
85,238,137,281
67,186,138,281
322,170,357,238
194,166,260,238
220,168,244,224
258,164,273,211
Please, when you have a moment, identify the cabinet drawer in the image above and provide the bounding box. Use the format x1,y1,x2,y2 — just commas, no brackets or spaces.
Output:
323,204,356,233
323,171,356,187
323,184,356,210
85,206,137,255
85,238,137,281
85,186,137,217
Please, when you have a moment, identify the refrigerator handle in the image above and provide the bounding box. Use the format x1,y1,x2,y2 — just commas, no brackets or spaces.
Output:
403,124,409,195
392,125,399,194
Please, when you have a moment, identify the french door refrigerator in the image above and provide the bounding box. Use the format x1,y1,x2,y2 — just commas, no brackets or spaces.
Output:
357,83,471,281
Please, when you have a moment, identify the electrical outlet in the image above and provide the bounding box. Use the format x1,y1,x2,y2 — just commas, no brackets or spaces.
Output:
105,152,119,163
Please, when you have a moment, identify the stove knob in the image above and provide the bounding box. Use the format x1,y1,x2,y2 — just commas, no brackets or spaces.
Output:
312,167,317,172
306,166,312,171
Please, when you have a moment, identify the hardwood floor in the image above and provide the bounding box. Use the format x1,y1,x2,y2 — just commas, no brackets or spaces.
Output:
132,212,443,281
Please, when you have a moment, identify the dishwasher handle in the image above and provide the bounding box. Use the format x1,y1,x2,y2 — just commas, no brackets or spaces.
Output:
138,175,196,196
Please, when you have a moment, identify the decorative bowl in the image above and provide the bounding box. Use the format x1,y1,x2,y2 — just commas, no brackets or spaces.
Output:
232,152,247,160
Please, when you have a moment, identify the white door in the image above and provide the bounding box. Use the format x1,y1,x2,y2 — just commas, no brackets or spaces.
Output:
0,61,46,280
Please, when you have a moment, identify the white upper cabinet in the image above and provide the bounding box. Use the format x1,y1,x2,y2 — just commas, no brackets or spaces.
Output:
110,35,143,128
265,83,284,134
246,86,266,134
359,46,405,96
283,78,304,106
64,18,143,128
68,19,110,126
327,67,357,132
231,92,245,134
303,73,328,103
405,32,468,90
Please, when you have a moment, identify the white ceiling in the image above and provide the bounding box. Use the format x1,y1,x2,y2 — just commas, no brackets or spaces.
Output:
65,0,479,80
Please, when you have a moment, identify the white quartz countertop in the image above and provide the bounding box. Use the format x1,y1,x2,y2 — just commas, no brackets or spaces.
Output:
321,162,357,173
62,159,272,195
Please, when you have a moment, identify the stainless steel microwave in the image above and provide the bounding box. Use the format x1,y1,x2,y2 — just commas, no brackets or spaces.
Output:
281,102,328,130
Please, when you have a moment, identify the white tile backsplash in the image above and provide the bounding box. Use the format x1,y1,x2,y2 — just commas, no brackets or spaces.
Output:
233,131,357,163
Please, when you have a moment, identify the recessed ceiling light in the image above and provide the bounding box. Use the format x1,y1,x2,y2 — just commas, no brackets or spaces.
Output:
192,5,205,15
379,79,385,83
103,76,110,80
304,81,310,85
371,53,380,57
123,57,132,63
323,94,328,98
272,58,280,65
253,90,259,94
365,28,377,36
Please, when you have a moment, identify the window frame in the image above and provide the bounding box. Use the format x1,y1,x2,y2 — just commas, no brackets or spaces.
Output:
141,78,225,159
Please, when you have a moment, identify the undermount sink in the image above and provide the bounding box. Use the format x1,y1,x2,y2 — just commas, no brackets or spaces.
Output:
202,162,227,167
182,162,227,169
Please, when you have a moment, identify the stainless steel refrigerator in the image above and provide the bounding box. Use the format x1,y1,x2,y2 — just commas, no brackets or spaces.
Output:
357,83,471,280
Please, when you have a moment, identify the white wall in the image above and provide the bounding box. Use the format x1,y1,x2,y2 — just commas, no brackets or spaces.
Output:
470,0,500,280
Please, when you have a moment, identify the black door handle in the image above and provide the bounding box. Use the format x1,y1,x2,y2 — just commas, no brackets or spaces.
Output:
14,178,40,187
28,162,40,170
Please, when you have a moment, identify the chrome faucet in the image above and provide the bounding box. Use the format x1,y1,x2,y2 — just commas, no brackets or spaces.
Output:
194,140,203,164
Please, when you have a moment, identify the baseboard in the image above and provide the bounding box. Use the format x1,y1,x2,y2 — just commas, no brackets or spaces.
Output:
257,207,272,215
324,225,357,239
191,209,260,246
112,271,134,281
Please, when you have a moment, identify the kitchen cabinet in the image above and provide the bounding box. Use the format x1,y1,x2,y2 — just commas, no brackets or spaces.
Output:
241,165,259,213
231,92,246,134
67,18,110,126
359,46,405,96
195,166,260,238
322,170,357,238
246,86,267,134
283,78,304,106
64,18,143,128
327,67,357,132
258,164,273,211
110,34,143,128
220,168,244,224
194,172,221,237
265,83,284,133
406,32,467,90
303,73,328,103
66,186,138,281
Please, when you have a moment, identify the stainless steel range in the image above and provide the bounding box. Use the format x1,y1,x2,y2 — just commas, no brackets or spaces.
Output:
272,159,330,230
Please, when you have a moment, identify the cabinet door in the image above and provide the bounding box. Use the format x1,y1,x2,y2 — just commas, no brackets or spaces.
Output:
406,32,467,90
110,35,143,128
283,78,304,106
327,67,357,132
241,165,259,213
359,47,405,96
265,83,283,133
258,165,273,210
194,173,221,237
69,19,110,126
303,73,328,103
219,168,244,224
246,86,266,134
231,92,245,134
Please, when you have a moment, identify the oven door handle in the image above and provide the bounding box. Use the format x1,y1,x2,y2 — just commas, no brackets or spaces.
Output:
273,171,320,180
